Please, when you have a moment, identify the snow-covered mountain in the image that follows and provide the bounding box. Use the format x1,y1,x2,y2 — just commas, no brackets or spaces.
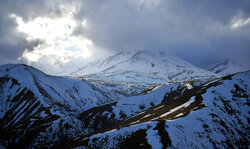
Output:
0,64,114,148
70,50,218,99
207,59,247,76
0,63,249,148
64,71,250,149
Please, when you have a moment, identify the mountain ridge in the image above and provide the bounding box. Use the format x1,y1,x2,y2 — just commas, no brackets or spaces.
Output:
206,59,247,76
0,64,115,148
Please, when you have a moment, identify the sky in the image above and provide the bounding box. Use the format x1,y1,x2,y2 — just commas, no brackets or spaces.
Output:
0,0,249,75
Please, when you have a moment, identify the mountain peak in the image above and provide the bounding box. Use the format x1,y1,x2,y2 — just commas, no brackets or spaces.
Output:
70,50,218,99
207,59,247,75
70,50,202,76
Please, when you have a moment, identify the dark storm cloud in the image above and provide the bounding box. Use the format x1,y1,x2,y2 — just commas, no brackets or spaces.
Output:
73,0,250,67
0,0,70,64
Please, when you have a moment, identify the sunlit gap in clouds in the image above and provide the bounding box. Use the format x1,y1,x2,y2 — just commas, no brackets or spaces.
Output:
231,17,250,29
9,7,93,74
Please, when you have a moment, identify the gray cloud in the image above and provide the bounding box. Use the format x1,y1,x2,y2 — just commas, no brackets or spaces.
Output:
73,0,250,67
0,14,43,64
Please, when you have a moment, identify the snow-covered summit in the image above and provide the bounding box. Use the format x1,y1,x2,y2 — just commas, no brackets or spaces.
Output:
71,50,206,76
207,59,247,76
70,50,218,99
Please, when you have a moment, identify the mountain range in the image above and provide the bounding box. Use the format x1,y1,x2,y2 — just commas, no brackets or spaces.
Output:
0,50,249,148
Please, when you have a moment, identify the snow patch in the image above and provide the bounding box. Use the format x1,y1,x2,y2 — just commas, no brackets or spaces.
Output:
160,96,196,118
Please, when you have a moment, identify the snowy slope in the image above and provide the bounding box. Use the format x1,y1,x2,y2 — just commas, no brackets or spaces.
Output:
207,59,247,76
72,80,207,136
0,64,113,113
67,71,250,149
0,64,114,148
71,50,218,99
76,82,189,134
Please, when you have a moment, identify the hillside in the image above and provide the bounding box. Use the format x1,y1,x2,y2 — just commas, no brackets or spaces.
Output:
0,64,114,148
63,71,249,149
